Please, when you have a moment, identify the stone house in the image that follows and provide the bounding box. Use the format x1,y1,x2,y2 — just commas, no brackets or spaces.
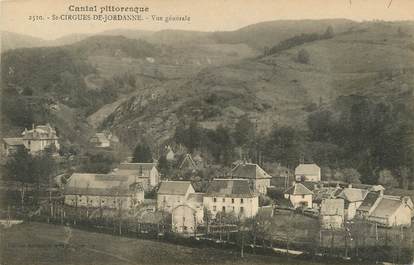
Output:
284,183,313,209
294,163,321,182
230,162,272,195
203,178,259,219
337,187,368,220
157,181,195,213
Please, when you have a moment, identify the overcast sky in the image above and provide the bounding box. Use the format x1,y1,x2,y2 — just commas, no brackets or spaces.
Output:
1,0,414,40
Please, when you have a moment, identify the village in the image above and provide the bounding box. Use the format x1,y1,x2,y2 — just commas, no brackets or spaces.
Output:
1,124,413,264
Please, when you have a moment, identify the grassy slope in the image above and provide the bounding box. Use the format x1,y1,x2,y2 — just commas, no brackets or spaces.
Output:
0,222,351,265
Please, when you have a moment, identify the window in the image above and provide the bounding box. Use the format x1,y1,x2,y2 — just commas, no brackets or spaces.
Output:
240,207,244,213
231,198,234,203
213,197,217,202
213,206,216,211
222,206,225,212
240,198,244,204
222,198,225,202
302,195,305,199
232,206,235,211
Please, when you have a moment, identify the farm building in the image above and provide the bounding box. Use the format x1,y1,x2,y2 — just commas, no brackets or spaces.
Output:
63,173,144,209
113,162,160,191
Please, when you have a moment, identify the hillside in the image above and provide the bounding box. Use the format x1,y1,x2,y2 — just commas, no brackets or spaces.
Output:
101,21,414,147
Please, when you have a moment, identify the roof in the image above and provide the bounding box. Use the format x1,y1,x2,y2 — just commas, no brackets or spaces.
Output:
358,191,381,212
118,162,156,171
313,187,341,203
157,181,192,195
295,164,320,176
370,197,404,219
3,137,24,146
22,124,58,140
350,184,385,191
206,179,256,197
179,154,197,170
231,163,272,180
320,199,344,216
338,188,368,203
284,183,313,196
64,173,143,196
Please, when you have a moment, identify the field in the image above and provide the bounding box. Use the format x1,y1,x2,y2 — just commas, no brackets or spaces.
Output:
0,222,355,265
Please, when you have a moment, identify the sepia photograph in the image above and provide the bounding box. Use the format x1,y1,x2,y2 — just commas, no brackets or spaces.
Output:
1,0,414,264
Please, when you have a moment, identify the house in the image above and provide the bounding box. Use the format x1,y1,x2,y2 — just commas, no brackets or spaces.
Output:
284,183,313,209
157,181,195,212
113,162,160,191
320,199,345,229
230,162,272,194
63,173,144,209
295,163,321,182
22,124,60,154
89,133,110,148
337,187,369,220
172,193,204,234
89,132,119,148
203,178,259,219
2,137,24,156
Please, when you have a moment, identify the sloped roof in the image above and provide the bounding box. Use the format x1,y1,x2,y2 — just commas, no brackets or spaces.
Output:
179,154,197,170
321,199,344,216
64,173,142,196
338,188,368,203
158,181,192,195
314,187,341,203
3,137,24,146
358,191,381,212
206,179,256,197
231,163,272,180
370,197,404,219
22,124,58,140
295,164,320,176
284,183,313,196
118,162,156,171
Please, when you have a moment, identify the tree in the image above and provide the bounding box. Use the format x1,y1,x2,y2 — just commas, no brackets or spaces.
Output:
81,152,116,173
378,169,398,188
297,49,310,64
157,155,171,178
4,148,34,209
132,143,153,163
233,115,255,147
333,168,361,184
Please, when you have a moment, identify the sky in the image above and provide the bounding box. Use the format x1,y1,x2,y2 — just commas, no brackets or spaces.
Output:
1,0,414,40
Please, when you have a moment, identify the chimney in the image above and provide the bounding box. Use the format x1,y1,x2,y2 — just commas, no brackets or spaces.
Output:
380,189,384,196
348,184,352,188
